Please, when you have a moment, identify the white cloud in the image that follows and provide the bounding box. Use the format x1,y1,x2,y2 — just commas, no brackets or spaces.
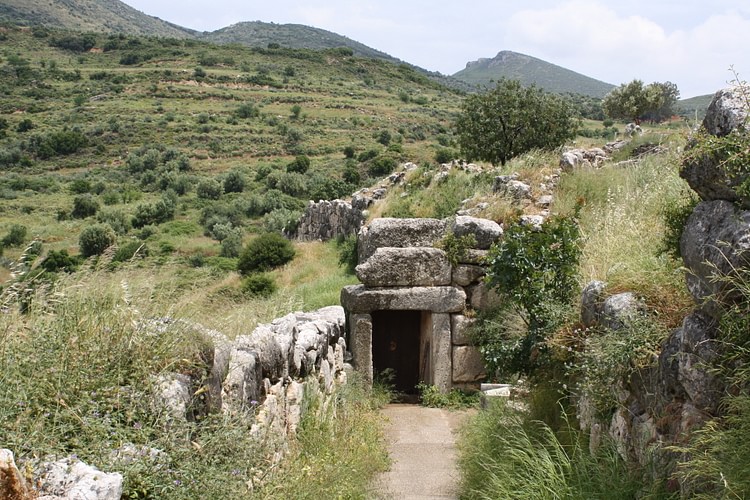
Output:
503,0,750,96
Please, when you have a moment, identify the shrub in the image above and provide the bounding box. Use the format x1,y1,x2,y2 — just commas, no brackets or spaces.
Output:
241,273,277,298
335,234,359,275
277,172,307,197
41,249,82,273
434,147,456,164
223,171,245,194
197,179,223,200
343,145,356,159
659,191,699,260
69,179,92,194
220,232,243,258
368,155,398,177
96,208,131,235
290,105,302,120
131,196,175,228
16,119,34,133
478,211,581,377
79,223,116,257
377,130,392,146
263,208,301,234
2,224,27,247
34,129,88,158
237,232,296,275
112,240,148,263
71,194,100,219
357,149,379,162
286,155,310,174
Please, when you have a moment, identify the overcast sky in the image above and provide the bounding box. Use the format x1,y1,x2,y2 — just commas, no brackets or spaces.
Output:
122,0,750,98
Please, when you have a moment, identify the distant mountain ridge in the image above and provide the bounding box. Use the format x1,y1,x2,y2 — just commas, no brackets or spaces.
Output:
453,51,615,98
202,21,398,62
4,0,616,97
0,0,195,38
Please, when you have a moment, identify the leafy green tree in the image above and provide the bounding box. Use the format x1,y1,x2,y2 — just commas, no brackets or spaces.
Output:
286,155,310,174
223,170,246,193
455,79,577,166
602,80,680,123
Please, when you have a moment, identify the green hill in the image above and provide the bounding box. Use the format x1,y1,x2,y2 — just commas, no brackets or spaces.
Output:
0,0,195,38
201,21,397,62
453,51,615,98
676,93,714,121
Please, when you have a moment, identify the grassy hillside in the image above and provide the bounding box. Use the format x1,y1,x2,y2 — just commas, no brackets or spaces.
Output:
0,0,195,38
676,93,713,121
453,51,615,98
202,21,397,62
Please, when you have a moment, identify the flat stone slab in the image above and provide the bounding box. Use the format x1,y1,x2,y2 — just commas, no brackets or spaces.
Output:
359,217,447,261
356,247,451,287
341,285,466,313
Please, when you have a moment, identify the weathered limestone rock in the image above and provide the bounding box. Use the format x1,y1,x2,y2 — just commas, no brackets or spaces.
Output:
452,264,485,287
431,313,452,391
452,346,486,383
600,292,643,330
452,216,503,249
451,314,475,345
152,373,192,422
341,285,466,313
357,217,447,261
676,310,722,413
349,314,373,383
681,200,750,310
356,247,451,286
681,87,750,204
560,147,608,171
35,457,123,500
703,86,750,137
294,199,364,241
466,281,502,311
236,326,285,382
494,177,532,200
223,347,263,414
0,449,33,500
581,280,607,328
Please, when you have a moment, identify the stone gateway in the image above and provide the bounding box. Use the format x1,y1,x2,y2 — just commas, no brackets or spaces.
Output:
341,216,502,393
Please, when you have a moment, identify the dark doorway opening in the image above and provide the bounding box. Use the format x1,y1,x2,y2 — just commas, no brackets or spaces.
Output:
372,310,421,394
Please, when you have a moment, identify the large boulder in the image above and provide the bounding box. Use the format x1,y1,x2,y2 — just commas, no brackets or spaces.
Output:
356,247,451,286
35,457,123,500
676,310,722,413
451,216,503,250
357,218,447,262
680,200,750,310
681,86,750,205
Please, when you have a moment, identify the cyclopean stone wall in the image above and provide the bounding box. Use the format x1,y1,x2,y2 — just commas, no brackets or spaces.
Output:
341,216,502,392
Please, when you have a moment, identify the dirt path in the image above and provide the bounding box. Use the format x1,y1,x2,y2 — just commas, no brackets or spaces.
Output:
372,404,471,500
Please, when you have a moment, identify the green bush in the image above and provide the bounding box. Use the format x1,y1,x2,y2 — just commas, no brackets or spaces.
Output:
237,233,295,275
71,194,100,219
659,191,699,259
113,240,148,263
197,179,223,200
96,208,131,235
336,234,358,275
434,147,456,164
79,224,116,257
2,224,27,248
286,155,310,174
343,145,355,159
368,155,397,177
241,273,277,298
223,170,245,194
34,129,88,158
479,212,581,377
131,196,175,228
417,383,479,409
41,249,82,273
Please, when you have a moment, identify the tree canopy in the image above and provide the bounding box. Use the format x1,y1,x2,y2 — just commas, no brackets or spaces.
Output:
455,79,578,166
602,79,680,123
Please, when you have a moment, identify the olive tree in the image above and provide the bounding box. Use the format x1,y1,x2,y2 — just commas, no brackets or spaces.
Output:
602,79,680,123
455,79,578,166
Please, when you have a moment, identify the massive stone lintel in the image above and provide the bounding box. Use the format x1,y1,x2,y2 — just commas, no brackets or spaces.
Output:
341,285,466,314
358,217,447,262
356,247,451,287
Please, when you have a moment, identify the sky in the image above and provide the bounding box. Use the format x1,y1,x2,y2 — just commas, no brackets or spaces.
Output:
122,0,750,98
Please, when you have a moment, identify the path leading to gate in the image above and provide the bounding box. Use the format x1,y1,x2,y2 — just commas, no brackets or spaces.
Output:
372,404,472,500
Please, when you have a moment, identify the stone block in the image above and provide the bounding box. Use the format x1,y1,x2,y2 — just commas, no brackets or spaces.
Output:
451,314,475,345
356,247,451,286
432,313,452,392
452,346,486,383
467,281,502,310
452,216,503,249
452,264,485,286
358,217,447,262
341,285,466,313
350,314,373,384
